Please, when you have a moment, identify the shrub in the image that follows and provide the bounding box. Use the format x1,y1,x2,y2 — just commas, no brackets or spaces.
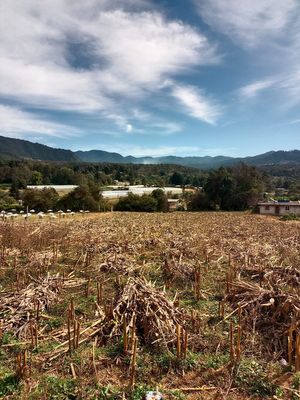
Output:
281,213,299,221
58,184,108,212
22,188,59,212
115,193,158,212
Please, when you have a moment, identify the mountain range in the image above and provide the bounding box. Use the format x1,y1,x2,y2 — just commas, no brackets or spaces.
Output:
1,135,300,170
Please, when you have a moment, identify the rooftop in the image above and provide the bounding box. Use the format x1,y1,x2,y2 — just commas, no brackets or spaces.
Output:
258,201,300,206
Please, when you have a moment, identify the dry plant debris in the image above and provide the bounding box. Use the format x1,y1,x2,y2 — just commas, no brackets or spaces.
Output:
0,212,300,399
103,277,186,348
226,279,300,355
0,275,63,336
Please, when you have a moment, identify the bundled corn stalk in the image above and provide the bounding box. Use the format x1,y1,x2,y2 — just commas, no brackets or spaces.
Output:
102,277,186,349
162,254,195,288
0,274,64,337
226,279,300,356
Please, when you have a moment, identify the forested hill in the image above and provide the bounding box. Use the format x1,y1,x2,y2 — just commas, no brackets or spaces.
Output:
243,150,300,166
0,135,77,162
76,149,300,168
1,135,300,169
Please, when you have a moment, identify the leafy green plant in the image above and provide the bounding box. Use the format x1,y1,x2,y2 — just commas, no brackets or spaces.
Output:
235,359,277,397
164,390,186,400
292,372,300,390
0,373,20,398
155,351,198,373
96,385,119,400
43,376,78,399
45,316,64,330
128,385,151,400
281,213,299,221
201,353,229,370
103,342,124,359
1,331,14,345
291,372,300,400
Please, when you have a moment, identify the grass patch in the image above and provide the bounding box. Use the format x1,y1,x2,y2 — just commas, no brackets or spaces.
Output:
0,373,20,398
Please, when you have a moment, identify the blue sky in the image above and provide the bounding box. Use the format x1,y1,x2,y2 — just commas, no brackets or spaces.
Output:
0,0,299,157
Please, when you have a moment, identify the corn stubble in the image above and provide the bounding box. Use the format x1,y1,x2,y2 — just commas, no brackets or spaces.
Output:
0,212,300,399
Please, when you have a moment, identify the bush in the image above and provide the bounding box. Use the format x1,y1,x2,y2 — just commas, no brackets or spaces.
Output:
281,213,299,221
0,189,18,211
22,188,59,212
58,184,108,212
115,193,158,212
152,189,169,212
187,190,210,211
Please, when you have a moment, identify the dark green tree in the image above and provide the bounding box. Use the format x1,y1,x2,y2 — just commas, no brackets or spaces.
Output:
152,189,169,212
170,171,184,186
22,188,59,212
58,184,108,212
205,167,236,210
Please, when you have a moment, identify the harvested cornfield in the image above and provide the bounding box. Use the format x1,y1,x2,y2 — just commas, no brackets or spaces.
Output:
0,212,300,399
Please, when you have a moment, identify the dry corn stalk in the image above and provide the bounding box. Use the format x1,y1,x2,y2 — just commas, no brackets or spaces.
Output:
102,278,186,349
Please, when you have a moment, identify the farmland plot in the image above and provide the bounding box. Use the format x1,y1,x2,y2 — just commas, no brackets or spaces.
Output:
0,212,300,399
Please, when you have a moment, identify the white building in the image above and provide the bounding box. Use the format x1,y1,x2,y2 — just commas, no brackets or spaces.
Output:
102,186,183,199
258,201,300,216
27,185,78,191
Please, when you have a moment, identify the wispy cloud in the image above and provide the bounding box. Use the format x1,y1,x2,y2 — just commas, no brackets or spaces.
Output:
0,0,220,138
287,118,300,125
171,85,221,124
239,79,275,99
95,144,235,157
238,71,300,106
278,69,300,107
0,105,80,138
195,0,298,48
195,1,300,111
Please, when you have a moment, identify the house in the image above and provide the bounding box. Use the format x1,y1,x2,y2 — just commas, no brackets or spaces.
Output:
258,201,300,216
167,198,186,211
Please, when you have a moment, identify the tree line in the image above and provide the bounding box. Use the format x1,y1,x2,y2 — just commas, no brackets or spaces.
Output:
0,163,269,213
0,160,205,191
188,164,266,211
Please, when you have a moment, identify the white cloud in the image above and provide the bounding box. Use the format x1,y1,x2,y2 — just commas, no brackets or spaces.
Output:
96,144,195,157
172,85,221,124
278,69,300,106
238,70,300,106
239,79,275,99
96,144,236,157
123,145,198,157
288,118,300,125
0,105,79,138
88,10,219,85
127,109,182,134
126,124,133,133
147,121,182,135
196,0,298,48
0,0,219,136
0,59,111,113
195,1,300,109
